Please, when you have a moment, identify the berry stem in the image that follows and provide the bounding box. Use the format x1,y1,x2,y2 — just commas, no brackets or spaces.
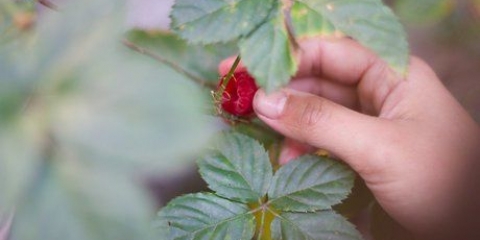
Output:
222,55,241,89
214,55,241,103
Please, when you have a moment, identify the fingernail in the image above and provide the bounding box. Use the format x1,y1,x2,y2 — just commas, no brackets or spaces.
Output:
254,90,287,119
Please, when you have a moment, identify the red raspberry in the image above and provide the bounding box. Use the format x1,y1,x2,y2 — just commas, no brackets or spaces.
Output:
217,71,259,117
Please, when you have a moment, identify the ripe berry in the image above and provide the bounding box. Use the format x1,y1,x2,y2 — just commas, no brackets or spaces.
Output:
217,71,258,117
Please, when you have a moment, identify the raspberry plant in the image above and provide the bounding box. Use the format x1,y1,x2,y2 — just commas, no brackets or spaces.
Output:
148,0,408,239
154,132,361,239
170,0,409,92
0,0,411,239
147,0,409,239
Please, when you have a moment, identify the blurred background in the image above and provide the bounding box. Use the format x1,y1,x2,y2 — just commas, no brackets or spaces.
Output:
0,0,478,239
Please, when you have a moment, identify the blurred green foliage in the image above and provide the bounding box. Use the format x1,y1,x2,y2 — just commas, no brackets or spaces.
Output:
0,0,219,239
126,30,237,87
394,0,455,25
392,0,480,55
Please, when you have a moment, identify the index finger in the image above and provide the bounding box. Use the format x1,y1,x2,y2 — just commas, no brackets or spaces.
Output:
296,37,399,85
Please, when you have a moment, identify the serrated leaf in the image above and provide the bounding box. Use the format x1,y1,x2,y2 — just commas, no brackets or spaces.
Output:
239,3,298,93
10,161,154,240
231,120,282,149
154,193,255,240
271,211,363,240
268,155,354,212
291,1,335,38
294,0,409,74
171,0,274,44
126,30,237,84
198,132,273,202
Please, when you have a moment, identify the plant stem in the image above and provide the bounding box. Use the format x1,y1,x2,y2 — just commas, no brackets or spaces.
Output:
37,0,58,10
213,55,241,103
222,55,241,89
256,206,267,240
122,39,216,90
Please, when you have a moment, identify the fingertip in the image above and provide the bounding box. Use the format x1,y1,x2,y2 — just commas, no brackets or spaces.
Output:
278,147,296,165
218,58,233,75
253,89,287,120
278,139,313,165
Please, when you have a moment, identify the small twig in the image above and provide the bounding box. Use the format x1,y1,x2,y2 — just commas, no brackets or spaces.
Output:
122,39,216,90
256,206,267,240
222,56,241,88
37,0,58,11
212,55,241,102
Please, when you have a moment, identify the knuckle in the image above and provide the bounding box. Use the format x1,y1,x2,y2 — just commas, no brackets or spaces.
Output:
370,60,391,80
296,96,330,143
282,92,330,144
300,99,324,127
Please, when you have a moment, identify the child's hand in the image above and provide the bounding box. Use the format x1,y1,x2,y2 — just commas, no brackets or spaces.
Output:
219,37,480,239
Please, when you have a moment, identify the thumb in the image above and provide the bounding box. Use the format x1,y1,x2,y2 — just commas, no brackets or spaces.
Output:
253,88,394,172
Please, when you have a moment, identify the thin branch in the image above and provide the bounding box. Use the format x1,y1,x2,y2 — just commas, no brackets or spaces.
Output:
223,56,241,88
212,55,241,103
122,39,216,90
37,0,58,11
256,207,267,240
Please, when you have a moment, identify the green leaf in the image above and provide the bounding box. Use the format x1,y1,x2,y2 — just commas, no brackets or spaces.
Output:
154,193,255,240
126,30,237,84
231,120,282,149
271,211,363,240
198,132,273,203
294,0,409,74
268,155,354,212
291,1,335,38
171,0,274,44
10,161,154,240
239,2,298,93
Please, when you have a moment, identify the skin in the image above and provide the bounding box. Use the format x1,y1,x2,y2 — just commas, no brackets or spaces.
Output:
219,37,480,240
